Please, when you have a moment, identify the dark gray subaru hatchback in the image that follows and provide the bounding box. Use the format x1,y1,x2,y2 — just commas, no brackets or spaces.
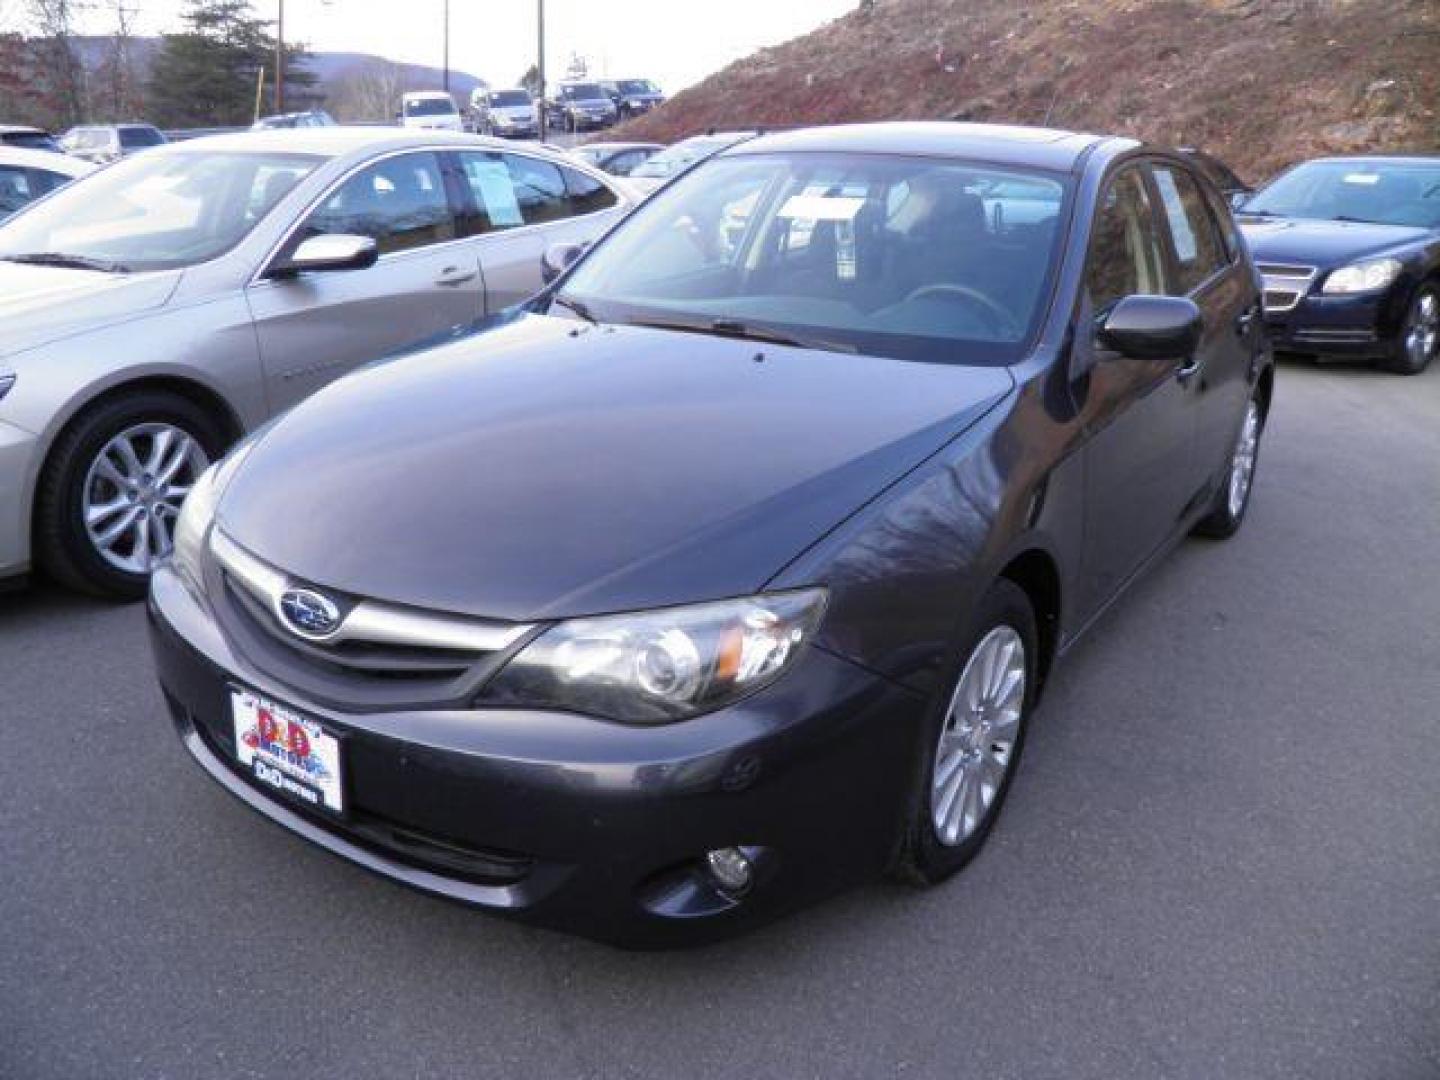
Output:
149,122,1272,946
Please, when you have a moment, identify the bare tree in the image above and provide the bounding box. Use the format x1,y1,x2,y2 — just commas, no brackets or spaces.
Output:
328,59,404,123
27,0,87,125
95,0,144,119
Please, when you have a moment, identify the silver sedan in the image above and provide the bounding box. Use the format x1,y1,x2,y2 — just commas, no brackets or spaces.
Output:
0,127,633,597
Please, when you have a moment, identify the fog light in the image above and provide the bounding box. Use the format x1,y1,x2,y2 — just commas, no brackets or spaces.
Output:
705,847,753,893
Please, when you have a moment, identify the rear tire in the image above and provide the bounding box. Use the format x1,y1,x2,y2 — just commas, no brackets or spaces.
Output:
1380,284,1438,375
891,579,1037,885
34,390,226,600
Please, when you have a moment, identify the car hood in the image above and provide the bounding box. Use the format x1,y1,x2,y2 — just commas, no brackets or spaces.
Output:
0,263,180,358
1238,216,1430,268
217,314,1013,621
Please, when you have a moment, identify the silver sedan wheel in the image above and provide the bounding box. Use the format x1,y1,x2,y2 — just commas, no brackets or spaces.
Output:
1227,400,1261,519
931,625,1026,847
1405,291,1438,369
82,422,209,574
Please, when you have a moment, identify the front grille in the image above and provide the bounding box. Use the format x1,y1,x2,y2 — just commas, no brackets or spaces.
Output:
1257,262,1318,313
206,529,536,711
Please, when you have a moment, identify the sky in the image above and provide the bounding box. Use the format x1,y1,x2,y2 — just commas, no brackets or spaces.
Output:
55,0,858,94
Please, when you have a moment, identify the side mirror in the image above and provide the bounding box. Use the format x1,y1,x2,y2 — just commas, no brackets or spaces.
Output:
1097,295,1202,359
541,241,588,284
272,234,379,278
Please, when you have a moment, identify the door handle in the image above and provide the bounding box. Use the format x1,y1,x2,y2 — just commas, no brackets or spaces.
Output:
1234,304,1259,338
1176,354,1203,384
435,266,477,287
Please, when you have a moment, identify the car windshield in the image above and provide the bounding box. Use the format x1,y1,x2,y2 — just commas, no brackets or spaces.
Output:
563,84,605,100
1243,160,1440,228
558,152,1069,365
617,79,656,95
491,91,531,107
0,150,321,271
405,97,456,116
119,126,165,149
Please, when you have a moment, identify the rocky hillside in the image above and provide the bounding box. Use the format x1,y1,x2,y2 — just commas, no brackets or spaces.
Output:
612,0,1438,183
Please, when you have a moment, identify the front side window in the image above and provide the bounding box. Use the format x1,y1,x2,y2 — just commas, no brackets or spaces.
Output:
1151,164,1227,293
301,152,454,255
1085,167,1168,316
562,165,617,216
559,152,1070,365
0,150,322,271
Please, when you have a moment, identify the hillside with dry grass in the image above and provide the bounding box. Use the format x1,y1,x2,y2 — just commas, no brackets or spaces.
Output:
611,0,1438,183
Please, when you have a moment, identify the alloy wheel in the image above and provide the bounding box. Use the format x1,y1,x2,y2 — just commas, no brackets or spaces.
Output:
82,422,209,574
1405,291,1439,370
931,625,1026,847
1228,400,1261,519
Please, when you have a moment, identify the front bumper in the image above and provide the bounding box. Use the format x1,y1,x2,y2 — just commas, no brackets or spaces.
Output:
0,419,39,578
148,565,926,946
1264,290,1396,359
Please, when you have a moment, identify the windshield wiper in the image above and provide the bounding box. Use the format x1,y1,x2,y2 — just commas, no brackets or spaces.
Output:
1331,215,1383,225
626,314,858,354
551,293,597,325
0,252,131,273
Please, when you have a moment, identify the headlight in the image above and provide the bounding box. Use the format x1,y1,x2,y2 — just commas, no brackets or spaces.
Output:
0,374,14,403
170,441,255,594
480,589,827,723
1322,257,1402,295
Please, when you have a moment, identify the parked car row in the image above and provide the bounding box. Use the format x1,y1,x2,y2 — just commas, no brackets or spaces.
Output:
0,116,1434,949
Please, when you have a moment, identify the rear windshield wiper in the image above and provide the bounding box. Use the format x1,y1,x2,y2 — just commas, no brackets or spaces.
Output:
0,252,131,273
626,314,858,354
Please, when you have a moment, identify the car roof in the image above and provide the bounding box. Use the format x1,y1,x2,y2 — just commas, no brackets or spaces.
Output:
579,141,662,152
1299,154,1440,167
402,91,453,100
0,124,48,135
0,146,94,175
153,127,500,157
734,121,1112,172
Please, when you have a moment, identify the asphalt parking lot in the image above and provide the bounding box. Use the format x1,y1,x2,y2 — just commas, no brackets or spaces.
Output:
2,358,1437,1080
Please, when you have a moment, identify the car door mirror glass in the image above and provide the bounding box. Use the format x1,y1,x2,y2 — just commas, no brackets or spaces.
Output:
1097,295,1202,359
274,234,378,277
542,241,588,284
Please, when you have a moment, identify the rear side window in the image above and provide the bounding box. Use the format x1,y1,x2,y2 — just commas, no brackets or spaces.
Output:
302,151,455,255
562,165,617,215
0,166,68,214
1150,164,1227,293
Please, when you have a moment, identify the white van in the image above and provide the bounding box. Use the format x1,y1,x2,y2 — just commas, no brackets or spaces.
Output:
399,91,462,132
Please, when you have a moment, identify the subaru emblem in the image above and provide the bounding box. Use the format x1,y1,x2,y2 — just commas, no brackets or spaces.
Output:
277,587,342,640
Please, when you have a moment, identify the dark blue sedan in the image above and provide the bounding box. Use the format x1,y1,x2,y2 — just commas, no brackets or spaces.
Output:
1238,155,1440,374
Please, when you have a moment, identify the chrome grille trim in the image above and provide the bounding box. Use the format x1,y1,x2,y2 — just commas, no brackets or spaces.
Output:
210,529,532,654
1257,262,1318,313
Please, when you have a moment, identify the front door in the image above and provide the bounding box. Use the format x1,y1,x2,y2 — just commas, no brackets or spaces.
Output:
246,150,485,413
1075,163,1203,618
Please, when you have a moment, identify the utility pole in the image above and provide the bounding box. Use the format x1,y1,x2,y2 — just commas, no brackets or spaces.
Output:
275,0,286,114
536,0,546,139
442,0,450,93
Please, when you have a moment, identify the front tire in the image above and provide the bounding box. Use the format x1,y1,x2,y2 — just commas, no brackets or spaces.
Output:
34,390,226,599
1194,393,1264,539
1381,284,1438,375
892,579,1037,885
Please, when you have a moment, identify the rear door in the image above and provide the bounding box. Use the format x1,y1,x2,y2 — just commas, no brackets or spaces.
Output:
449,150,623,312
1149,160,1259,486
246,150,485,412
1075,163,1202,616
